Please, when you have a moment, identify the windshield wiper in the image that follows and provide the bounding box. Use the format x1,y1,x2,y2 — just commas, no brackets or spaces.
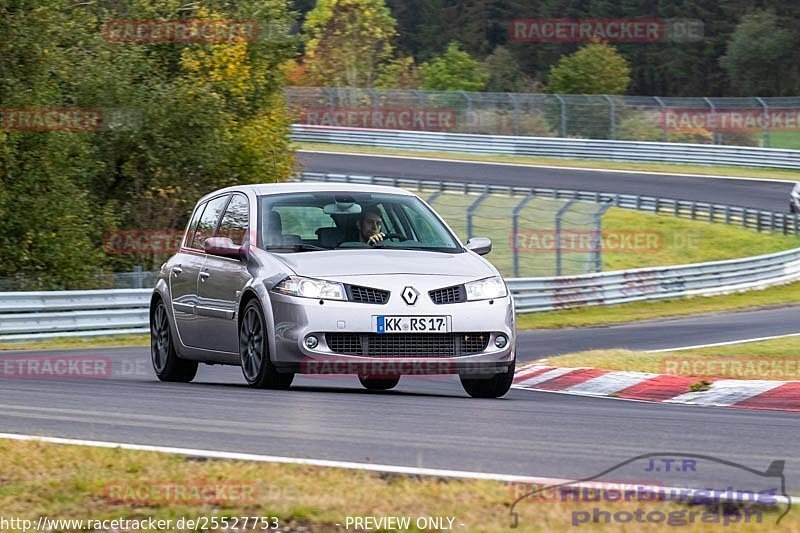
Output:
265,244,329,252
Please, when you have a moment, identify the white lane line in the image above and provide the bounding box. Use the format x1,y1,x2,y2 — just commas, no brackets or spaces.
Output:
647,332,800,353
298,150,793,184
514,367,577,388
665,380,786,407
0,432,790,506
566,371,658,395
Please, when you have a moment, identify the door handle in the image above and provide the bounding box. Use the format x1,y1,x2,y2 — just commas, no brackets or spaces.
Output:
171,265,183,276
199,271,210,282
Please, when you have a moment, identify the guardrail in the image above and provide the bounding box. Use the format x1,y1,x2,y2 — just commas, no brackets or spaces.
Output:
0,289,151,341
4,243,799,339
299,172,800,235
291,125,800,170
3,174,798,341
508,247,800,312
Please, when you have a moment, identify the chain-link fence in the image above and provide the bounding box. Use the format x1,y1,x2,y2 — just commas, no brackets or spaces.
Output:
286,87,800,148
0,266,158,292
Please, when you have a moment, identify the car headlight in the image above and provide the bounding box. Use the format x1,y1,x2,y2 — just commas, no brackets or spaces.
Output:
464,276,507,301
272,276,346,301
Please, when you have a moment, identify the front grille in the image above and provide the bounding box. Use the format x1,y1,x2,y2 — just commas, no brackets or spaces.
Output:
347,285,389,304
326,333,490,357
429,285,466,304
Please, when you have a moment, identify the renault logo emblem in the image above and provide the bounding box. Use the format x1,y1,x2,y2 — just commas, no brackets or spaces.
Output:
402,286,419,305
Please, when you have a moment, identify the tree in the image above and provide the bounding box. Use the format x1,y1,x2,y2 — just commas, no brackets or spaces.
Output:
483,46,535,93
420,42,488,91
302,0,398,87
0,0,297,287
720,10,796,96
547,42,631,95
375,56,420,89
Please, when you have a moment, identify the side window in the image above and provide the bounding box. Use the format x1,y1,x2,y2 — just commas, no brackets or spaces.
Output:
183,202,207,249
190,194,230,250
217,194,249,246
273,206,335,239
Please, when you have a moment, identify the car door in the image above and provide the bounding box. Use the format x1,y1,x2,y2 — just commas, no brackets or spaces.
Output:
170,193,230,348
195,193,252,354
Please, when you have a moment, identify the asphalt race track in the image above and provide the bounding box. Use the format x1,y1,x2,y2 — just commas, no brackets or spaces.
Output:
298,151,795,211
1,305,798,492
2,155,799,497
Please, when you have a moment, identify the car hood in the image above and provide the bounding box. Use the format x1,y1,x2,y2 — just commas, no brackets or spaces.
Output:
272,249,496,278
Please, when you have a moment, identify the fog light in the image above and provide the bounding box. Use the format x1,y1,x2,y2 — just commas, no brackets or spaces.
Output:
305,335,319,349
494,335,508,349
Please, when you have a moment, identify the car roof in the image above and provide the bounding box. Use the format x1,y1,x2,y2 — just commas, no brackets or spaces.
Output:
197,181,416,203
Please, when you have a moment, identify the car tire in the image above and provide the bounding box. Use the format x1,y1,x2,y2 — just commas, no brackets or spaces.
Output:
459,360,515,398
239,299,294,390
151,298,198,382
358,375,400,391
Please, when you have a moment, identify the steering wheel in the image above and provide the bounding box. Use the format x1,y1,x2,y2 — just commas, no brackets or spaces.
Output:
373,232,408,243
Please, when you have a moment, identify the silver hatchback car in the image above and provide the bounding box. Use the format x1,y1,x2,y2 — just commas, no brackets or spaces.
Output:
150,183,516,398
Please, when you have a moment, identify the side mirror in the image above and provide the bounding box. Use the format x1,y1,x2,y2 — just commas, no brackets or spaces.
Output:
466,237,492,256
204,237,247,260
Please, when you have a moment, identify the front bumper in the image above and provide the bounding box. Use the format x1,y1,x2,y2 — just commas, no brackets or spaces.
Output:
268,284,515,376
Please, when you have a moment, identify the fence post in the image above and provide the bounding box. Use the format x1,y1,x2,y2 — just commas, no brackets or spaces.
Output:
466,190,490,240
461,91,473,134
134,265,143,289
654,96,667,141
603,95,616,140
592,201,613,273
704,97,718,144
555,199,577,276
509,93,521,136
512,194,535,277
756,97,770,148
554,94,567,137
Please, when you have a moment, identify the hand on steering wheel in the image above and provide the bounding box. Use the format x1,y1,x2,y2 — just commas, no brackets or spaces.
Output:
370,232,406,244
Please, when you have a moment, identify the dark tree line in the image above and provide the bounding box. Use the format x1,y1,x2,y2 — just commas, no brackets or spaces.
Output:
293,0,800,96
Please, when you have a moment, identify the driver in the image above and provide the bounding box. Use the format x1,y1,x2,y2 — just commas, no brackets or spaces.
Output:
357,207,385,244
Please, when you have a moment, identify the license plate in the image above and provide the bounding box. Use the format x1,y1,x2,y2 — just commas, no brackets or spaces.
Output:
375,316,450,333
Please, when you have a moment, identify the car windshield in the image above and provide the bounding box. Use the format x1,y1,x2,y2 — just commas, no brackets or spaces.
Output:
258,192,462,253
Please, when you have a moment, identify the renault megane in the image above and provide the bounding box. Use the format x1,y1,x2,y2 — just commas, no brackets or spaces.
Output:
150,183,515,398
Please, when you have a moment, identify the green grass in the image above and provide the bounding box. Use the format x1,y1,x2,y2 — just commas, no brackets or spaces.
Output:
296,141,800,182
543,334,800,381
0,334,149,352
0,439,794,532
426,191,798,278
601,208,798,271
763,131,800,150
516,280,800,329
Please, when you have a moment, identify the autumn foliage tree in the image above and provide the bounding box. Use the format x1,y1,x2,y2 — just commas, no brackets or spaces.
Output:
0,0,297,287
302,0,398,87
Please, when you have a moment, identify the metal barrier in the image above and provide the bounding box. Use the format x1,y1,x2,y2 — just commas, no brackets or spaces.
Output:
291,125,800,170
2,174,799,340
298,172,800,235
508,247,800,312
3,243,798,340
0,289,151,341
